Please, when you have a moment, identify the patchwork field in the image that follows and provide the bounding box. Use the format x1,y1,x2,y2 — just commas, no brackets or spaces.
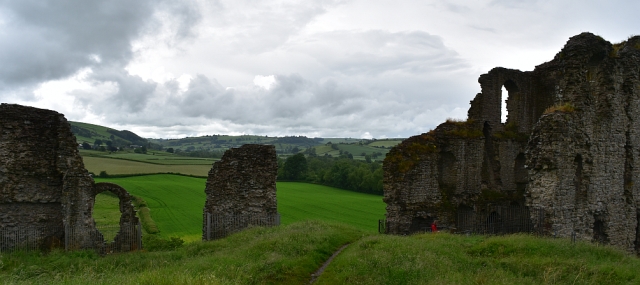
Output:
84,156,212,176
94,175,386,241
80,149,217,164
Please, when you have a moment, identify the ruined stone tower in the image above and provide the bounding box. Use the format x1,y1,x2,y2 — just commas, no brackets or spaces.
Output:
384,33,640,254
0,104,139,252
202,144,279,240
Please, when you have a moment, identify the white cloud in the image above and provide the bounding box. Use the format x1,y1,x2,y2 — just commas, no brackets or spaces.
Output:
1,0,638,138
253,75,276,90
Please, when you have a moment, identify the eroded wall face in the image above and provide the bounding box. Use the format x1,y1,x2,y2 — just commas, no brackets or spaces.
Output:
0,105,77,231
384,33,640,253
202,144,278,240
526,34,640,253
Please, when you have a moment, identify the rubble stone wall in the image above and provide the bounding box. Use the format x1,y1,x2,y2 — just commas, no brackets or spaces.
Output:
384,33,640,254
202,144,278,240
0,104,138,252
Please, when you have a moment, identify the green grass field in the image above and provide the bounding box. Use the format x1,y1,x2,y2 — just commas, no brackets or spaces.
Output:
368,139,403,148
318,232,640,284
94,175,386,241
2,222,638,284
95,175,208,241
277,182,385,231
92,192,122,241
84,156,212,176
0,221,363,284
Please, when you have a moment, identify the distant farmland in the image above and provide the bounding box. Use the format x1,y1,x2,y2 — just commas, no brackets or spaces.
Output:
84,156,212,176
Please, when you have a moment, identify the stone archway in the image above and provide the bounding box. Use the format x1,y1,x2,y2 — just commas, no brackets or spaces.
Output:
92,182,141,252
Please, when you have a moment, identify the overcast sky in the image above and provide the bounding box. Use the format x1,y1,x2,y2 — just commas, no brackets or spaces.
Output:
0,0,638,139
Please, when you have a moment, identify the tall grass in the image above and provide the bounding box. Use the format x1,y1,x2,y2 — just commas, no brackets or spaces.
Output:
318,233,640,284
0,221,363,285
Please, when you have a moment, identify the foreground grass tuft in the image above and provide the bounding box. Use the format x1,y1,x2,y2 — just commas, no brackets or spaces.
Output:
317,233,640,284
0,221,363,285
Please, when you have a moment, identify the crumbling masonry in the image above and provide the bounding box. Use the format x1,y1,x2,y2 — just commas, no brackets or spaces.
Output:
202,144,279,240
384,33,640,254
0,104,140,252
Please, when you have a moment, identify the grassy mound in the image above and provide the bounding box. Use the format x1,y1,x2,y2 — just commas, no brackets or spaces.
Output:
318,232,640,284
0,221,363,285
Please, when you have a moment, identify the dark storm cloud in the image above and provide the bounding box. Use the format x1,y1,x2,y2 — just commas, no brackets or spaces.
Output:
0,0,200,93
92,69,467,138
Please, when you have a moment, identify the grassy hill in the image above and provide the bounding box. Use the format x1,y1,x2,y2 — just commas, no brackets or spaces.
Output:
69,121,149,147
94,175,386,241
70,120,404,161
2,222,638,284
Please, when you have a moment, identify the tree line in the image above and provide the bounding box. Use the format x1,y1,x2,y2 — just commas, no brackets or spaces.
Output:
277,154,383,195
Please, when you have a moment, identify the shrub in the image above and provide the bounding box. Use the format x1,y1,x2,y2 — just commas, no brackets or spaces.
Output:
543,103,575,114
98,170,109,178
143,235,184,251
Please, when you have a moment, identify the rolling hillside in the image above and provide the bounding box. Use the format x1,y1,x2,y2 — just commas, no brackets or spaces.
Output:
70,120,404,160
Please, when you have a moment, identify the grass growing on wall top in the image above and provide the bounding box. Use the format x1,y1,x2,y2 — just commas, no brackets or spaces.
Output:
543,103,575,115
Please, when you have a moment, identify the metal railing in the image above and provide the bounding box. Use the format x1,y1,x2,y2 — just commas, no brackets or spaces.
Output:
379,207,545,236
1,222,142,253
204,212,280,241
456,206,544,235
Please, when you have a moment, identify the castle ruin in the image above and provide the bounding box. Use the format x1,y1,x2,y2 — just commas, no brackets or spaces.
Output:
0,104,140,252
384,33,640,254
202,144,279,240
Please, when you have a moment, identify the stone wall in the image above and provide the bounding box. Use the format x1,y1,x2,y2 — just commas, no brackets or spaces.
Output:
384,33,640,253
0,104,139,252
526,34,640,253
202,144,278,240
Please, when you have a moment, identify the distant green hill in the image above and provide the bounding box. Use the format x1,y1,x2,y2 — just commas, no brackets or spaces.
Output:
69,121,149,148
70,121,405,160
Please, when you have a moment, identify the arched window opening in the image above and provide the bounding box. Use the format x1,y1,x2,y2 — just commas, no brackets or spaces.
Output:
501,86,508,123
501,80,519,124
593,216,608,244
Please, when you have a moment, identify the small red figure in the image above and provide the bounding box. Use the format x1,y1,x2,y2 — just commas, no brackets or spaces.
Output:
431,220,438,233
